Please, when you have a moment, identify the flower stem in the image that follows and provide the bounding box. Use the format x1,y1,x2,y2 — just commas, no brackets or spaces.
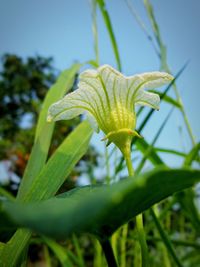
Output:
125,154,134,176
125,153,149,267
100,239,118,267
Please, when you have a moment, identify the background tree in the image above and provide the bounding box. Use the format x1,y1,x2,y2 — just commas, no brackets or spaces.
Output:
0,54,98,195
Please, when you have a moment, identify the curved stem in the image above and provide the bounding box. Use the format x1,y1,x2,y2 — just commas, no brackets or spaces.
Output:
125,153,149,267
100,239,118,267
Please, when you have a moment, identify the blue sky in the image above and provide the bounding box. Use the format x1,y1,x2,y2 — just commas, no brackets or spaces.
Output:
0,0,199,169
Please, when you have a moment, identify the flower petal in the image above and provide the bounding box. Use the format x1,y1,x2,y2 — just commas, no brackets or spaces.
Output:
47,89,96,122
86,112,99,132
135,91,160,110
126,71,173,109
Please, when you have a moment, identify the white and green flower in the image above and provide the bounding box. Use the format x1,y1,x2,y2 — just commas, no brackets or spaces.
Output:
47,65,173,158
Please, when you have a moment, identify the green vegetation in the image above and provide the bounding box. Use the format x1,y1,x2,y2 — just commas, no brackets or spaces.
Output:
0,1,199,266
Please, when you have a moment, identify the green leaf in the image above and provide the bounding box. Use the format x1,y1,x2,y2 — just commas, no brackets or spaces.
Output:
21,121,93,202
136,138,164,166
154,147,186,158
42,237,74,267
184,143,200,166
2,168,200,240
17,63,81,199
136,108,173,173
150,208,183,267
175,143,200,234
0,121,93,267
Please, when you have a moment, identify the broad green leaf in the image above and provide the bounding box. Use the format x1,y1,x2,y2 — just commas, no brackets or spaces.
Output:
2,168,200,240
17,63,81,199
0,121,93,267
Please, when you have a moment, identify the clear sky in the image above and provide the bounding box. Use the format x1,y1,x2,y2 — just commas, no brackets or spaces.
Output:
0,0,199,168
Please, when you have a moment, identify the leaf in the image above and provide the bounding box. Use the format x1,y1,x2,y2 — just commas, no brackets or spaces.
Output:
175,143,200,234
42,237,74,267
154,147,186,157
97,0,122,71
150,208,183,267
2,168,200,240
17,63,81,199
21,121,93,202
136,108,173,173
0,121,93,267
136,138,164,165
184,143,200,166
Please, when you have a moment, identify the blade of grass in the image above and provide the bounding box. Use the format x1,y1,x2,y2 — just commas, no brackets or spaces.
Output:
154,147,186,158
175,143,200,233
136,138,164,166
0,187,15,201
42,237,73,267
136,108,173,174
72,235,85,267
97,0,122,71
149,89,182,109
90,0,100,66
138,61,188,133
17,63,81,199
143,0,196,146
184,143,200,166
150,208,183,267
125,0,159,57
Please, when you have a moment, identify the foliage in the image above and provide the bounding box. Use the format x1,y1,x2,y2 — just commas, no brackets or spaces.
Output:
0,1,199,267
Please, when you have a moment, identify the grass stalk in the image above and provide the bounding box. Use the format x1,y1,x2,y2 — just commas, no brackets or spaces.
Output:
120,224,128,267
125,154,149,267
150,208,183,267
97,0,122,71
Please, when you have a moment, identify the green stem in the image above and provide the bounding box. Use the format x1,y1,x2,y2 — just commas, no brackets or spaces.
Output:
120,224,128,267
124,153,149,267
125,154,134,176
136,214,149,267
100,239,118,267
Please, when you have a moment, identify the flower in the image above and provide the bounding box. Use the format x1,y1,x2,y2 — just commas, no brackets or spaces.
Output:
47,65,173,158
